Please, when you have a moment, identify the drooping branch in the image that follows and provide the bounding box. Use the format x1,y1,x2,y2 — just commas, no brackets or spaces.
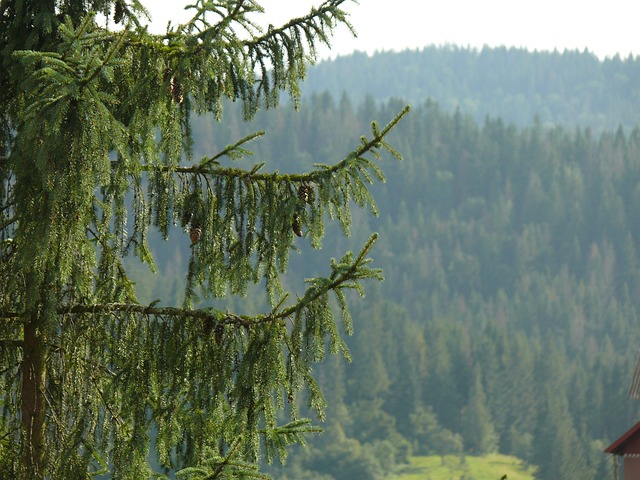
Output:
103,107,408,305
139,105,410,180
79,27,128,89
0,303,245,326
0,232,380,327
244,0,354,50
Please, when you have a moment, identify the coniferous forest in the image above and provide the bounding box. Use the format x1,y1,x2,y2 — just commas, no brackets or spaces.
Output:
301,46,640,131
133,48,640,479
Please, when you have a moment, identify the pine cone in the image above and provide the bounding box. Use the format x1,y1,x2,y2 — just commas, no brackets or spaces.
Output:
189,226,202,244
203,317,214,336
170,76,184,104
214,323,224,345
298,184,314,204
114,0,124,24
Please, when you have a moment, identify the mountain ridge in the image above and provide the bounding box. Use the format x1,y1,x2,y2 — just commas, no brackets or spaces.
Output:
302,45,640,130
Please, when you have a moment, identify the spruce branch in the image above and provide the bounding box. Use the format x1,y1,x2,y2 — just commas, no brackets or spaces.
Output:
80,27,128,89
280,232,381,318
261,418,322,465
140,105,410,181
176,436,269,480
179,0,261,40
59,13,96,59
199,130,265,168
0,234,380,329
245,0,353,49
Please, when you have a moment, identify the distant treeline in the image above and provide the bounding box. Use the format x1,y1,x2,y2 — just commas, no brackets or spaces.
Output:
301,46,640,130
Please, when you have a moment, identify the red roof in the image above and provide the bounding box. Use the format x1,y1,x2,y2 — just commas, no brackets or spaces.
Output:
605,422,640,455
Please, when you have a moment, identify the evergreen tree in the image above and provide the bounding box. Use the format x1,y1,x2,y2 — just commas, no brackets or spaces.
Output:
533,386,589,480
0,1,408,477
460,368,498,455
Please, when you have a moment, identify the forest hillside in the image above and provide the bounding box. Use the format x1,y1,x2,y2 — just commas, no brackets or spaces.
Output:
301,46,640,130
135,47,640,480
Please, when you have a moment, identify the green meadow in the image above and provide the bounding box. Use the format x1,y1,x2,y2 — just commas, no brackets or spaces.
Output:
391,454,537,480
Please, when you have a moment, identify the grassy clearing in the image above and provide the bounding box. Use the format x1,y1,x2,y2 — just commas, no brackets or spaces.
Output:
390,453,537,480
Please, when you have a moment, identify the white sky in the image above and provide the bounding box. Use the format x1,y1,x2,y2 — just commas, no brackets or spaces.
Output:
148,1,640,60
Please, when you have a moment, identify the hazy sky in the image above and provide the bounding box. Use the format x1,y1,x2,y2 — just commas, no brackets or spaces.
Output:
149,1,639,60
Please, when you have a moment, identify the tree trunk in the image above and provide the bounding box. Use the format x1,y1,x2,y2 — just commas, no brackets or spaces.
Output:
21,321,47,477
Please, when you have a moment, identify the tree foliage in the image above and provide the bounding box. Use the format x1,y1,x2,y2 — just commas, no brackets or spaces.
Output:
0,1,408,477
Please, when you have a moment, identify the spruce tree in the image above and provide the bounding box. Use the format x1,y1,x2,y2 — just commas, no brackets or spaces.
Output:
460,368,498,455
0,1,408,477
